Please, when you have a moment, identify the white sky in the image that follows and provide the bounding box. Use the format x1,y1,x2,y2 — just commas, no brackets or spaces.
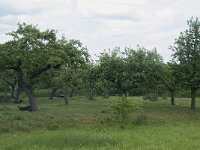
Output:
0,0,200,62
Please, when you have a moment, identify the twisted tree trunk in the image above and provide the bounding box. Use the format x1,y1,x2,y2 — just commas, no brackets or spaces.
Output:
14,59,38,111
24,86,38,111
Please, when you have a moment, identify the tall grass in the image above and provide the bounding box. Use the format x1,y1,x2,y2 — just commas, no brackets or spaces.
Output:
1,124,200,150
0,96,200,149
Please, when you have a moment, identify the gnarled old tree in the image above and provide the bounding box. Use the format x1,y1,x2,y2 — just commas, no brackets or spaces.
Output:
0,23,89,111
171,18,200,109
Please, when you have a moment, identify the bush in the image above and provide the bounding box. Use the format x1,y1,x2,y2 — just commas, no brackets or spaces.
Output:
111,96,141,127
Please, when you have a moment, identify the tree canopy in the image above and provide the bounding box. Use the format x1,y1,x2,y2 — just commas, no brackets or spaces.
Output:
171,18,200,109
0,23,89,110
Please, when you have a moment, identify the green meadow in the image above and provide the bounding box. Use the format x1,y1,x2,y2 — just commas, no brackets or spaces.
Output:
0,96,200,150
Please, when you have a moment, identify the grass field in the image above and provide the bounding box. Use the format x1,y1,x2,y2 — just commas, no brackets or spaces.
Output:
0,96,200,150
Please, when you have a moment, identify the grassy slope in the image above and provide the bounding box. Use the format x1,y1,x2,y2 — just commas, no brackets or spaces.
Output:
0,96,200,150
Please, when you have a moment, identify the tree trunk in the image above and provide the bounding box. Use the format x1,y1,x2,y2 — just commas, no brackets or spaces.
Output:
89,88,95,100
103,88,109,99
153,89,158,101
64,93,69,105
191,87,197,110
10,84,16,99
69,88,74,98
14,86,22,103
170,89,175,105
123,90,129,97
14,60,38,111
24,87,38,111
49,88,57,100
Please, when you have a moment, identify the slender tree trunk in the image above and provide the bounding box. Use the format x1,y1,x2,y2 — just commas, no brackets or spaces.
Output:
89,88,95,100
69,88,74,98
153,89,158,101
170,90,175,105
10,84,16,99
191,87,197,110
64,94,69,105
123,90,129,97
24,87,38,111
14,86,22,102
103,88,109,99
49,88,57,100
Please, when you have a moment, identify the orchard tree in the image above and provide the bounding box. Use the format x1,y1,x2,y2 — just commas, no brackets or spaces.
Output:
0,23,88,111
123,46,165,99
144,49,165,100
171,18,200,109
44,42,89,101
98,47,164,98
84,63,100,100
57,67,84,104
165,63,181,105
0,24,61,111
98,48,129,96
124,46,149,97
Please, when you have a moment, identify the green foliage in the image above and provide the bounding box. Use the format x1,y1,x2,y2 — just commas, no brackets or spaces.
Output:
0,23,89,109
98,46,165,97
0,22,89,87
171,17,200,109
111,96,141,126
98,48,125,95
171,17,200,88
83,63,100,100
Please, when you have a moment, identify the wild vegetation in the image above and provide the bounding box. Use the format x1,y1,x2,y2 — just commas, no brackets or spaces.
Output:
0,18,200,149
0,96,200,149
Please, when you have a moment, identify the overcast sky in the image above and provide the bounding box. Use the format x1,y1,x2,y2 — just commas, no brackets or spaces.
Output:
0,0,200,62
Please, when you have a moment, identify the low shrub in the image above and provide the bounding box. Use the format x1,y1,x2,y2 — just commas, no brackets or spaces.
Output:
111,96,142,127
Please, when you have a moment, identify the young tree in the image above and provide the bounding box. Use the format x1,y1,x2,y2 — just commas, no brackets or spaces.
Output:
171,18,200,109
111,96,141,127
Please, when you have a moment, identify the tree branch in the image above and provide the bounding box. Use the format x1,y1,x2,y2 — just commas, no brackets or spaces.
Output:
29,64,61,80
